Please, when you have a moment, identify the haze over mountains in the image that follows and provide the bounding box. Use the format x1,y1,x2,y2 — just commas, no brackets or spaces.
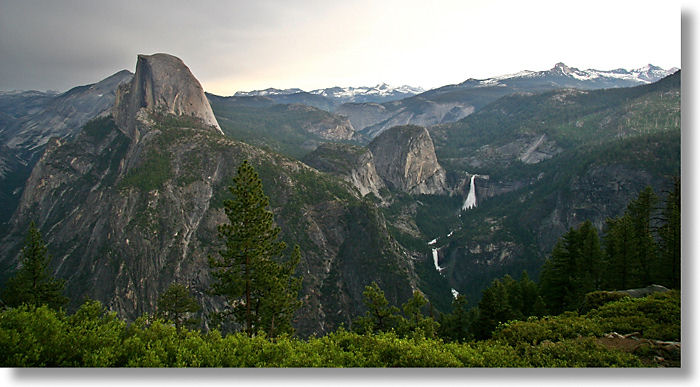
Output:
0,54,680,335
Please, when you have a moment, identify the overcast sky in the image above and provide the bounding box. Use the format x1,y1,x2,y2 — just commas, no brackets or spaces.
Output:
0,0,681,95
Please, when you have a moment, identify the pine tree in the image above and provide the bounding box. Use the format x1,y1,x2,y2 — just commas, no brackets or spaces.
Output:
603,187,659,289
658,177,680,289
1,221,67,309
500,274,524,320
438,295,476,342
578,220,603,291
539,230,578,314
539,221,602,313
256,244,302,337
603,214,636,290
156,283,201,332
208,160,302,337
398,291,439,338
352,281,401,334
518,271,546,318
626,186,659,285
472,279,514,340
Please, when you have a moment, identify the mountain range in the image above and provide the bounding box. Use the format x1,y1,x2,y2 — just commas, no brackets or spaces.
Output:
234,83,425,105
0,55,680,335
336,63,677,139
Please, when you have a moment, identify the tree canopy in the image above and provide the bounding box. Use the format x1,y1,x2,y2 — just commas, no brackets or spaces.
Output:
1,221,67,310
208,160,302,337
156,283,201,332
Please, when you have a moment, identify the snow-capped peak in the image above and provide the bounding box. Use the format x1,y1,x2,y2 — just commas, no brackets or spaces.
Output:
309,83,424,100
233,84,424,103
552,62,573,74
234,87,305,97
464,63,677,88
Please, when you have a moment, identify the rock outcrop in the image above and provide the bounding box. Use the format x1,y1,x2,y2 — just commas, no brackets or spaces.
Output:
3,70,133,151
0,70,133,224
114,53,221,141
302,142,386,198
283,104,358,142
368,125,447,195
0,54,419,337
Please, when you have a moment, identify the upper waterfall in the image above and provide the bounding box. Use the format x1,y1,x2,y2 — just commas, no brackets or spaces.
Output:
462,174,478,210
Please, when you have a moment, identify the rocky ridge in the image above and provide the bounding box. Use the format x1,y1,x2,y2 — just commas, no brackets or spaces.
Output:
0,70,133,225
368,125,447,195
0,54,420,337
114,53,222,141
338,63,676,139
302,142,386,198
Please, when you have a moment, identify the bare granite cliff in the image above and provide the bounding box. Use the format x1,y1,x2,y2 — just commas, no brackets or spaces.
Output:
114,53,222,141
368,125,447,195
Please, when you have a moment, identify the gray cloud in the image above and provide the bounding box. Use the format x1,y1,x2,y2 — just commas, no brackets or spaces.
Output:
0,0,283,91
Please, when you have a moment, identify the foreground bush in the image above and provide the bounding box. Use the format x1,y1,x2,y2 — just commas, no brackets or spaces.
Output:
0,292,678,367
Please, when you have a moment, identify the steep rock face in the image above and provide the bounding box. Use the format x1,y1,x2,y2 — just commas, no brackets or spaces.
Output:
1,70,133,151
0,55,419,337
0,117,418,337
282,104,357,142
335,102,391,133
302,142,386,198
337,100,475,140
361,101,475,139
368,125,447,195
114,53,221,141
0,70,133,226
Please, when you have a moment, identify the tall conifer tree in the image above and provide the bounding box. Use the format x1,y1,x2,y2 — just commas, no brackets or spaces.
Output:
1,221,67,309
208,160,302,337
603,186,659,289
539,221,602,313
157,283,201,332
627,186,658,285
658,178,680,289
472,279,514,339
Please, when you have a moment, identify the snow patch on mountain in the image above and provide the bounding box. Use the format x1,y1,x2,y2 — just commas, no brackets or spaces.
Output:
233,84,424,103
234,87,305,97
311,83,424,99
464,63,676,88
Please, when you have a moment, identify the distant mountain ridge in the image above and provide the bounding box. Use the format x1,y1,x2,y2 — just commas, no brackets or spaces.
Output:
339,63,677,139
457,63,676,90
0,69,133,225
234,83,425,104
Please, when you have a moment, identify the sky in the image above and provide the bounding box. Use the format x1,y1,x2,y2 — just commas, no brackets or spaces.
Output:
0,0,682,95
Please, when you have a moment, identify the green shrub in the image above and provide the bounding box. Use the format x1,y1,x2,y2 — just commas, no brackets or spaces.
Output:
119,151,172,191
580,291,629,313
492,312,605,347
0,292,679,367
521,337,643,367
587,290,680,341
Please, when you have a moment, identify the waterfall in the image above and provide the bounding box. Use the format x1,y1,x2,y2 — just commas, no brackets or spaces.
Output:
461,174,478,210
432,248,443,271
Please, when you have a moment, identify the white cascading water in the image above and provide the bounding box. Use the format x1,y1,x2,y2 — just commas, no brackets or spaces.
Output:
432,248,443,272
461,174,478,210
